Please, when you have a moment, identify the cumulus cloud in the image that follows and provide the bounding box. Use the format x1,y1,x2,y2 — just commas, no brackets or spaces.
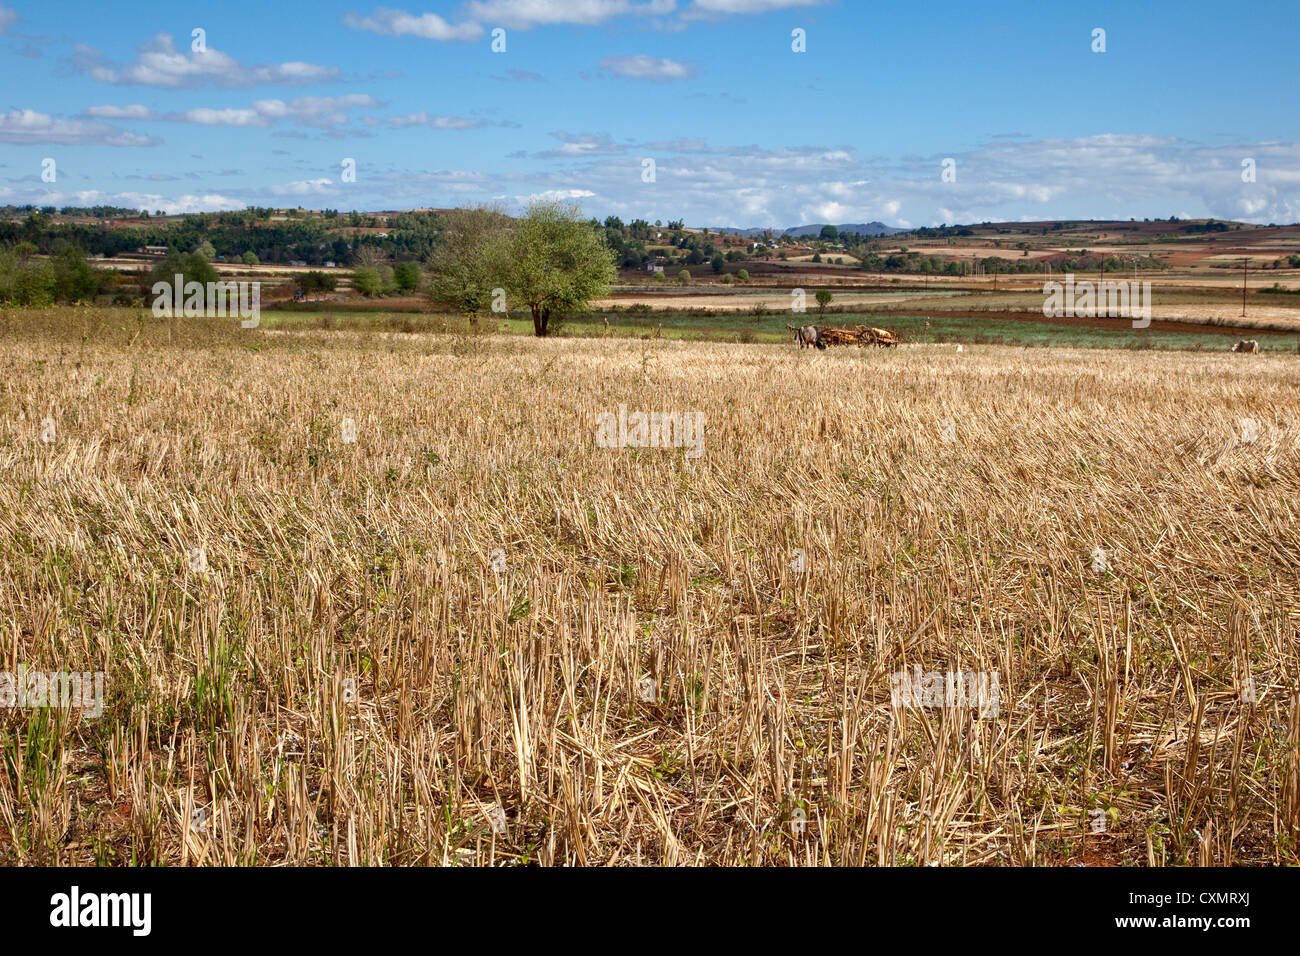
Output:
346,0,800,38
519,188,597,203
467,0,675,27
268,178,337,196
83,104,156,120
598,54,694,80
0,6,18,33
343,7,482,40
0,186,245,214
164,95,383,130
73,34,338,88
388,112,486,129
686,0,828,14
474,132,1300,228
0,109,158,146
534,131,626,158
9,120,1293,227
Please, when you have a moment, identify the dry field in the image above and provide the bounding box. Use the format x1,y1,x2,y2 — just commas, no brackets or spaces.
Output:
594,290,955,311
2,309,1299,866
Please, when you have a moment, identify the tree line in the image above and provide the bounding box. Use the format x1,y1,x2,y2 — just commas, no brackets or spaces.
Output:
0,208,443,266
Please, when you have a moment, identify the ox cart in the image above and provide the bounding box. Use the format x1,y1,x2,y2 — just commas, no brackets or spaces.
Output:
818,324,900,347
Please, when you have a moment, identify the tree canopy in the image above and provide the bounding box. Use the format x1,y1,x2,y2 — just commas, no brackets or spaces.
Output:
497,202,616,336
427,205,512,316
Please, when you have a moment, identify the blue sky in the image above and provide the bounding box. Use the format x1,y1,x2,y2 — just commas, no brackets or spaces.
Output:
1,0,1296,228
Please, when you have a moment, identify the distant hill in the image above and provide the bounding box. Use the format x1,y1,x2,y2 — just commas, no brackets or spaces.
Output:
783,222,907,238
708,226,776,238
710,222,906,238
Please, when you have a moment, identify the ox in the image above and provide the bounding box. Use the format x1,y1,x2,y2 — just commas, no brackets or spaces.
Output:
786,324,827,350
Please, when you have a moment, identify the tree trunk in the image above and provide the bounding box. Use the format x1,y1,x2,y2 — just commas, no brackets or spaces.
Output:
531,304,543,337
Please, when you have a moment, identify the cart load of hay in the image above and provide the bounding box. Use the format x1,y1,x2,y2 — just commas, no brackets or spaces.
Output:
817,324,899,347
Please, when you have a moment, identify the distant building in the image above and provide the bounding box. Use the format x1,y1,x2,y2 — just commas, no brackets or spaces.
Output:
324,261,336,268
142,245,168,255
289,260,307,267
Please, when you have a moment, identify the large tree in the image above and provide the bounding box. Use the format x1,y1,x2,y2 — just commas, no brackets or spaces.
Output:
427,205,512,316
501,201,615,337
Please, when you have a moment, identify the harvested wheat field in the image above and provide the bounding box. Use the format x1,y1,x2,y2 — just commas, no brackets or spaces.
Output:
2,310,1299,867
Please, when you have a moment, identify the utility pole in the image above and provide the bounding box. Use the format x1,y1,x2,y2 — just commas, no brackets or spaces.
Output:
1242,257,1248,317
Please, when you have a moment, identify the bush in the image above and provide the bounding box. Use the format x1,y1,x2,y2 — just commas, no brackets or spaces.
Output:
352,267,382,297
0,254,55,306
148,252,218,298
677,270,691,285
394,261,422,293
243,251,260,266
300,271,338,295
51,246,99,302
737,269,749,281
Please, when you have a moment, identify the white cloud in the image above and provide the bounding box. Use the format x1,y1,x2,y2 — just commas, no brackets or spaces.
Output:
0,6,17,33
268,178,337,196
12,122,1294,229
536,131,625,158
182,107,266,127
481,132,1300,229
688,0,828,13
83,104,156,120
74,34,338,88
0,187,245,214
344,7,483,40
519,188,597,203
165,95,382,130
0,109,157,146
465,0,676,28
342,0,826,47
388,111,484,129
598,54,694,80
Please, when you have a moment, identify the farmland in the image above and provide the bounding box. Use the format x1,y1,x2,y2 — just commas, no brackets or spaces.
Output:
2,309,1298,865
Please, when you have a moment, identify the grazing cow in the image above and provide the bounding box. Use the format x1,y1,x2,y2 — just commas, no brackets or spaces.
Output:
786,324,827,350
1231,339,1261,353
